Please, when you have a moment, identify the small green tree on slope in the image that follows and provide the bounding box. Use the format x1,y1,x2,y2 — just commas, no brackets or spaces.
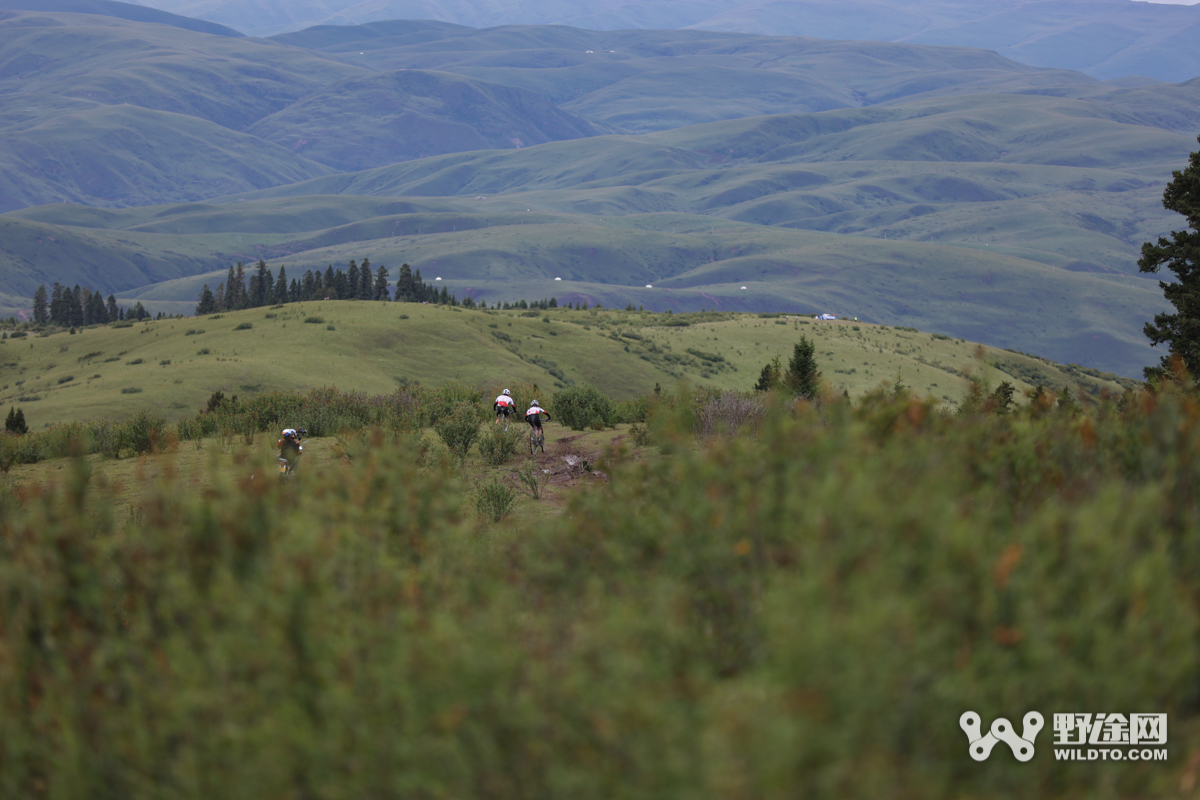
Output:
785,336,821,399
1140,134,1200,381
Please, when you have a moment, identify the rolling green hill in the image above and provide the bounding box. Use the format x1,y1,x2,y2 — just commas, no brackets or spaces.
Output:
0,0,243,36
0,104,333,213
272,22,1103,134
0,12,368,131
6,84,1191,376
0,301,1137,427
246,69,604,171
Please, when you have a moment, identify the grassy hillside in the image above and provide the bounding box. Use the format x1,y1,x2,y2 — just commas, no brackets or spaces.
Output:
0,12,367,131
0,0,243,36
273,21,1101,134
0,105,333,213
246,69,604,171
0,301,1137,428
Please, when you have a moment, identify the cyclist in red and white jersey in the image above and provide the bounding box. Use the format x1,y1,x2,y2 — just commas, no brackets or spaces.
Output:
525,400,551,432
494,389,516,423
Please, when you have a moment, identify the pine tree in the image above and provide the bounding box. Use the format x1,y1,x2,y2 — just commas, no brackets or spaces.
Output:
196,285,216,315
274,266,289,304
32,285,47,325
69,285,84,328
232,263,247,309
106,294,118,322
785,336,821,399
324,266,336,299
373,264,390,300
222,265,236,310
5,406,27,435
133,301,147,321
85,290,106,325
754,356,782,392
289,278,299,302
347,260,360,298
247,260,271,308
1140,134,1200,380
395,263,414,302
49,283,65,326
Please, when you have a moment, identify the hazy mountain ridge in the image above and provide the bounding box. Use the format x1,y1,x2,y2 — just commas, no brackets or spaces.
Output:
124,0,1200,82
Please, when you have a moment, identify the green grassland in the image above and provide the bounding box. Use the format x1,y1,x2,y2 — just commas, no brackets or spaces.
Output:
0,301,1136,428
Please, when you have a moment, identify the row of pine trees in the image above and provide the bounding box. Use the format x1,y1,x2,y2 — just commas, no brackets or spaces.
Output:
31,284,149,328
194,259,571,314
29,261,585,326
195,260,444,314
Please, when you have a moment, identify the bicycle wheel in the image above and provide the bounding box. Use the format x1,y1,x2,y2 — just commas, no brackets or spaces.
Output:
537,432,545,453
529,432,537,455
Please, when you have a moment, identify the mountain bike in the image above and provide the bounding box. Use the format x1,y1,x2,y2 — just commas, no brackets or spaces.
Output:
529,427,545,454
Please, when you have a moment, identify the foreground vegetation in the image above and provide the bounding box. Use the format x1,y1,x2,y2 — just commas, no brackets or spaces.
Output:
1,373,1198,797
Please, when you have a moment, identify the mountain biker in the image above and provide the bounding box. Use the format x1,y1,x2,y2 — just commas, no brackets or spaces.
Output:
494,388,516,423
278,427,306,468
525,400,550,434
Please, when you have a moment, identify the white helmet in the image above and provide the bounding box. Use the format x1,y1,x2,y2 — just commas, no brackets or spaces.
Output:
503,389,511,396
531,400,539,406
282,428,297,437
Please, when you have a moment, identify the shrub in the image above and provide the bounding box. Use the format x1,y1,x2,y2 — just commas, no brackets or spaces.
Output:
475,476,515,522
120,387,143,394
8,331,25,338
614,394,651,424
126,358,143,365
478,425,522,466
304,316,325,324
56,375,74,384
197,348,211,355
234,322,253,331
119,410,167,455
515,459,549,500
552,384,615,430
160,360,171,366
628,422,652,447
693,391,767,439
434,402,481,463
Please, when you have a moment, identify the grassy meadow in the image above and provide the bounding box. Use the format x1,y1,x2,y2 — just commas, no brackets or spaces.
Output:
0,302,1136,428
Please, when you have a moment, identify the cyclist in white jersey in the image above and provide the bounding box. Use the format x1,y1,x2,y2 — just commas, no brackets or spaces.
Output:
494,388,516,423
525,401,551,432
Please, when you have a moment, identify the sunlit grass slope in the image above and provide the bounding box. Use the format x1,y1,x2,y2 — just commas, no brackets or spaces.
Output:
0,302,1136,428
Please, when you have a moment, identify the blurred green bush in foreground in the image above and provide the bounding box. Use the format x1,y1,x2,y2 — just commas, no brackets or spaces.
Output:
2,384,1199,798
